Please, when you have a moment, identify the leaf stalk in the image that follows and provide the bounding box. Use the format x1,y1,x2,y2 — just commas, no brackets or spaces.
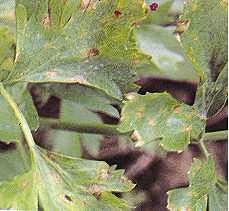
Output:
0,83,37,162
39,117,126,135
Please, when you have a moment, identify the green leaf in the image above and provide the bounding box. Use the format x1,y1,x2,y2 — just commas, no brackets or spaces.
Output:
194,63,228,117
167,187,207,211
42,83,120,119
207,63,228,117
143,0,174,25
0,0,15,32
0,27,15,81
167,158,228,211
0,170,38,210
4,0,148,99
180,0,228,79
43,129,82,157
118,92,204,152
80,133,103,157
0,142,31,181
0,147,135,210
0,83,38,142
60,99,103,125
135,24,199,82
209,181,228,211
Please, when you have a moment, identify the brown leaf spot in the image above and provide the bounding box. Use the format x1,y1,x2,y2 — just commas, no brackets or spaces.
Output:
121,175,129,183
131,130,145,147
133,59,140,64
131,21,140,28
173,105,181,114
20,180,28,189
88,184,102,200
70,75,88,84
131,130,142,142
51,172,62,184
136,107,145,119
120,111,127,122
82,0,98,10
148,117,156,126
125,93,136,100
46,71,57,78
184,125,192,132
65,194,73,202
98,169,110,180
87,48,100,57
222,0,228,5
42,16,51,28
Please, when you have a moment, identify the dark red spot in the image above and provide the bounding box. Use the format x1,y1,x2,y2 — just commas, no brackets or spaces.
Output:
88,48,100,57
114,10,122,17
149,2,159,11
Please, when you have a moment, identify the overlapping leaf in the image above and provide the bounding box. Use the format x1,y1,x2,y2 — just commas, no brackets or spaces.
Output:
0,147,135,210
0,83,38,142
194,63,228,118
167,158,228,211
0,27,15,82
180,0,228,79
2,0,149,99
143,0,174,25
42,83,120,119
118,93,204,152
0,0,15,31
135,24,199,82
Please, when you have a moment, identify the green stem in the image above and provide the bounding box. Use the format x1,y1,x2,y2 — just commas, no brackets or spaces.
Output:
0,83,37,162
199,138,210,159
40,117,126,135
203,130,228,142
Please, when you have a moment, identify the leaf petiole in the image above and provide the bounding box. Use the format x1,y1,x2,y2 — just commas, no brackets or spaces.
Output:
0,83,37,162
39,117,127,135
203,130,228,143
199,138,210,159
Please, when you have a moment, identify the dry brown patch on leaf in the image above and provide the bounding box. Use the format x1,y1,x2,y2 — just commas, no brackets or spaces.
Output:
148,117,156,126
42,16,51,28
46,71,57,78
87,48,100,57
184,125,192,132
136,107,145,119
131,130,142,142
98,169,110,180
88,184,102,199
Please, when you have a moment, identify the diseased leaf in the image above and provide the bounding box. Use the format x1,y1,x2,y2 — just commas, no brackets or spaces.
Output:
135,24,199,82
0,83,38,142
4,0,149,99
0,169,38,210
180,0,228,78
0,147,135,210
118,93,204,152
167,187,207,211
167,158,228,211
